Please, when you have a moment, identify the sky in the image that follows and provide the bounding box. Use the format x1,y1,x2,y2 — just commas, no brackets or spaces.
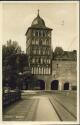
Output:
2,2,79,52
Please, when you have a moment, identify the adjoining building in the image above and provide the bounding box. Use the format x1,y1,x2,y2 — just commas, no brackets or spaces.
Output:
25,11,77,90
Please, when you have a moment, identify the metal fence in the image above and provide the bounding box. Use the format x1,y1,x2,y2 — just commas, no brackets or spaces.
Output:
3,91,21,107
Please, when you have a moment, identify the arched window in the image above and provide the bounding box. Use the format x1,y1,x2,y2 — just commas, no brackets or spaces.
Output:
43,31,45,37
40,68,42,74
36,67,38,74
42,67,43,74
39,58,41,63
43,50,45,55
39,31,41,36
41,58,43,64
33,67,35,74
32,67,33,74
49,59,50,64
39,39,42,45
47,59,48,63
34,49,36,54
46,67,48,74
33,31,35,36
46,40,48,45
45,48,47,54
41,30,43,37
32,40,35,45
32,58,35,63
43,68,45,74
48,68,50,74
39,49,40,54
36,31,38,36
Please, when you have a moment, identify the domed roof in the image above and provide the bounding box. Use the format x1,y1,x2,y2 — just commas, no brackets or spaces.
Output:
31,10,46,28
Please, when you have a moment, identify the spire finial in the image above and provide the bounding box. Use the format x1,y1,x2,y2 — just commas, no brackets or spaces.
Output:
38,9,39,16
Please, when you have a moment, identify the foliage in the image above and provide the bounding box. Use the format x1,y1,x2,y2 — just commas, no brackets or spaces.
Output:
2,40,29,89
54,47,64,56
53,47,77,60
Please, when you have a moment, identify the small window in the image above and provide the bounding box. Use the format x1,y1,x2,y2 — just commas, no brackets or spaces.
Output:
33,31,35,36
36,31,38,36
39,31,41,36
39,40,42,45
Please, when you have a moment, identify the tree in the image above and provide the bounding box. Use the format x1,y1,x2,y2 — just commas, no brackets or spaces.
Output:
2,40,21,59
2,40,29,89
54,47,64,56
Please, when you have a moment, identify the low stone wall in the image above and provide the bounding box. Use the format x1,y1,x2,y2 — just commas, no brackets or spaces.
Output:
3,91,21,107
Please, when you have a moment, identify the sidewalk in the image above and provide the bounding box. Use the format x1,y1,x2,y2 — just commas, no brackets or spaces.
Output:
33,96,60,121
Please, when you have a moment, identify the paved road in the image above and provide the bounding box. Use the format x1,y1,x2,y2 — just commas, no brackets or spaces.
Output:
33,96,60,121
3,91,77,121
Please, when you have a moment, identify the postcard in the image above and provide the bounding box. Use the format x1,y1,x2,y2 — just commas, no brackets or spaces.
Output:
0,1,79,125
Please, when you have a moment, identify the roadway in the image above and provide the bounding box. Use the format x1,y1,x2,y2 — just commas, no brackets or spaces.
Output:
3,91,77,121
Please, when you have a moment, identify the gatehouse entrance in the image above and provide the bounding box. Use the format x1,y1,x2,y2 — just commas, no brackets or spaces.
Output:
51,80,59,90
37,80,45,90
64,82,69,90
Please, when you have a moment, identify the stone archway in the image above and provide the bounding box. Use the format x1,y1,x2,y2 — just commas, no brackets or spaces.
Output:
51,80,59,90
64,82,69,90
37,80,45,90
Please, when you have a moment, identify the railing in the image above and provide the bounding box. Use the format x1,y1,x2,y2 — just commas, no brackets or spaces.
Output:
3,91,21,107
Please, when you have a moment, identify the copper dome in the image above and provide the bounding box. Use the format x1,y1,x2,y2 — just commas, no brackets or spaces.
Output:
31,10,46,28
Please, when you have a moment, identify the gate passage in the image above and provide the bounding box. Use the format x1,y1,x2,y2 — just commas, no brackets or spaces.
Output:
37,80,45,90
64,82,69,90
51,80,59,90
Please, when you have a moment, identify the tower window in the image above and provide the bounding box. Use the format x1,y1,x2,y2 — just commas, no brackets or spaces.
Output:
33,49,36,54
39,31,41,36
35,39,39,45
43,50,46,55
43,31,45,37
36,58,38,63
36,31,38,36
48,50,49,55
46,40,48,45
46,49,47,54
39,40,42,45
32,40,35,44
41,31,43,37
44,58,46,63
49,68,50,74
44,40,46,45
32,67,33,74
39,49,40,54
41,58,43,64
49,59,51,64
39,58,41,63
33,31,35,36
32,58,35,63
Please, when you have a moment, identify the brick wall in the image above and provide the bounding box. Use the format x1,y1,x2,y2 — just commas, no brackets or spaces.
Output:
35,60,77,90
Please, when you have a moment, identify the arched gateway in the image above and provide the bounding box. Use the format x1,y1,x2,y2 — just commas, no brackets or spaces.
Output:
64,82,69,90
25,10,53,90
37,80,45,90
51,80,59,90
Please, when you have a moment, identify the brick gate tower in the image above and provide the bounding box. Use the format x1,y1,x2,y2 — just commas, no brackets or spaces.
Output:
25,10,77,91
25,10,53,90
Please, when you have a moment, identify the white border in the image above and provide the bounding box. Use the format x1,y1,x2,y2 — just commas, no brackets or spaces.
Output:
0,1,79,125
0,1,79,4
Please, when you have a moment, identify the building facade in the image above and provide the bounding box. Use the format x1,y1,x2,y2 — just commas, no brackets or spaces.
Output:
25,11,77,90
25,10,53,76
